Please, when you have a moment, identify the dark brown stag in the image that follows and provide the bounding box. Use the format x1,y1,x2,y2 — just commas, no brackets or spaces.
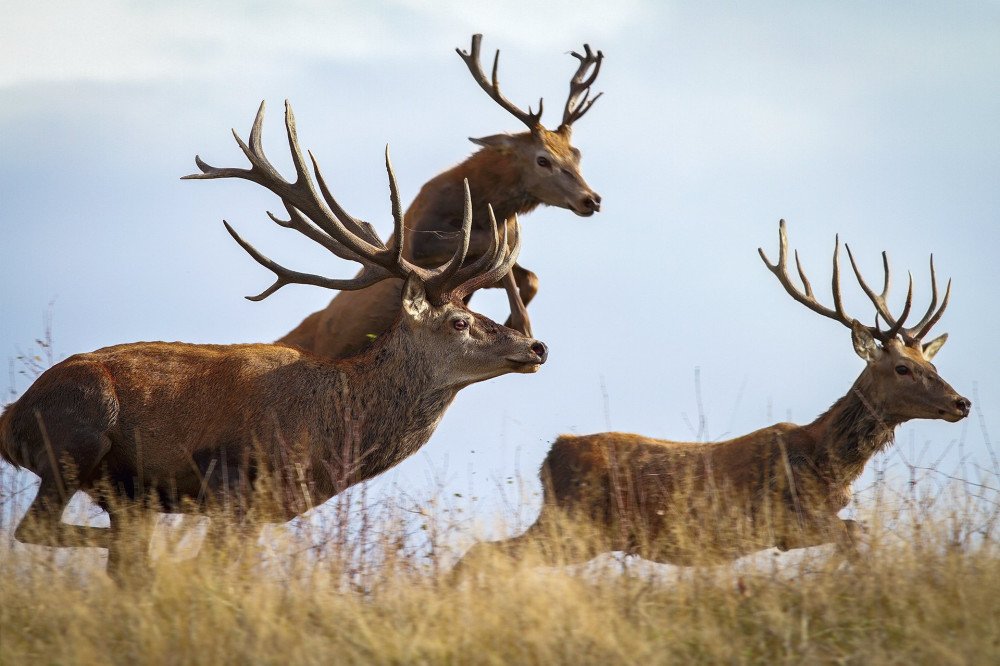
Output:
457,221,969,572
0,102,547,583
277,33,604,357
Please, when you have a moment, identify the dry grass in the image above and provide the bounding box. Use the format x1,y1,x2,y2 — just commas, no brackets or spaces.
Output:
1,463,999,665
3,324,998,663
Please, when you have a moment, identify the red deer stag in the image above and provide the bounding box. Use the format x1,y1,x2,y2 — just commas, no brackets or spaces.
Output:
456,221,969,572
0,101,547,583
277,33,603,357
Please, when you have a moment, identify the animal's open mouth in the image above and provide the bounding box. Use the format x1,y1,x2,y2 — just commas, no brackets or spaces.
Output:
506,357,543,372
939,407,969,422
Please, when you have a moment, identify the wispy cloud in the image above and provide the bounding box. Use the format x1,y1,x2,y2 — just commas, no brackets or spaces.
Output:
0,0,649,87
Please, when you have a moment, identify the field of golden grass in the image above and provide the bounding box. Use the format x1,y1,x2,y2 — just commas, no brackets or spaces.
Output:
2,461,998,665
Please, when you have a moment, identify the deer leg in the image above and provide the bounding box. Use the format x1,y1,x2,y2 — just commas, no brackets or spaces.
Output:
776,515,864,558
834,518,866,561
462,264,539,332
199,512,259,565
14,476,110,549
105,505,155,587
452,508,608,580
501,264,538,333
454,521,551,577
501,270,532,336
510,264,539,306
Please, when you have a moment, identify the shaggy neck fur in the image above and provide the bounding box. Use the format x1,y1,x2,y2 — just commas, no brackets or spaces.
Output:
307,321,458,500
808,373,901,484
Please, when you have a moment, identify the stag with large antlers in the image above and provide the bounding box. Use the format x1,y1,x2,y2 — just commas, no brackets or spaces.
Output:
276,33,604,358
456,221,969,573
0,102,547,584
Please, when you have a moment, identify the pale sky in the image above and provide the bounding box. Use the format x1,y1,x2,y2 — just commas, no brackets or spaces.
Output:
2,1,998,538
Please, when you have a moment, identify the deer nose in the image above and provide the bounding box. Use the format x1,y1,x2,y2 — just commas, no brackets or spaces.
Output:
582,193,601,212
530,341,548,362
955,396,971,416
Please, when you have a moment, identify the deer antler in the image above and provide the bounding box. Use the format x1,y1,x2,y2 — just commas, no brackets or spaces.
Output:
456,34,544,131
758,220,949,344
560,43,604,130
184,101,520,304
898,255,951,343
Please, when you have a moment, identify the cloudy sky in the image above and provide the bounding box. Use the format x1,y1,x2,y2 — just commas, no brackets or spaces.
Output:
2,1,998,535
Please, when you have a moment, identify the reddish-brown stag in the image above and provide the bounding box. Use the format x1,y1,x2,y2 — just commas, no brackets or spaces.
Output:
457,221,969,572
0,102,547,583
277,33,604,358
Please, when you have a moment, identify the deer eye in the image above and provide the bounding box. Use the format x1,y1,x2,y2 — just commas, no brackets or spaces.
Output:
452,319,469,331
895,365,910,376
536,156,551,168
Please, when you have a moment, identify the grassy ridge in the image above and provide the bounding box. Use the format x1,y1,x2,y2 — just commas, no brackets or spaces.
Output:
2,473,998,665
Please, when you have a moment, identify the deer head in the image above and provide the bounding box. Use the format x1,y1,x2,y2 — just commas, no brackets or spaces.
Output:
760,220,970,424
457,34,603,217
184,101,548,384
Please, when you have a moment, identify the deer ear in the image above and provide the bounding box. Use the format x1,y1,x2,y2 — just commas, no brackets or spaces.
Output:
922,333,948,360
469,134,518,151
401,274,430,319
851,320,881,362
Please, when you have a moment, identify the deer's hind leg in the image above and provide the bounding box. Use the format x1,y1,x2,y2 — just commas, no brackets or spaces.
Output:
14,473,111,549
9,361,129,568
13,422,114,551
453,506,612,580
776,514,866,563
104,507,155,586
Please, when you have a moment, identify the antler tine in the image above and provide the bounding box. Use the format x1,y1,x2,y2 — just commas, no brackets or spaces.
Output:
222,221,392,302
185,101,386,263
449,208,520,302
457,34,543,130
420,179,473,298
381,151,474,300
899,254,945,342
561,43,605,129
309,151,384,248
794,250,815,298
759,220,857,330
265,204,367,265
882,274,915,340
879,251,891,300
910,275,951,342
844,244,898,332
273,101,388,262
449,204,502,287
830,236,848,323
384,145,407,269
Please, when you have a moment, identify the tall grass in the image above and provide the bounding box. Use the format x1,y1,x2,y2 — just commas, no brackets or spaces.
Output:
3,320,998,663
1,458,998,665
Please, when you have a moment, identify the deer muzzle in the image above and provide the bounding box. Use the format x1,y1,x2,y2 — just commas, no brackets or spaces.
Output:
938,394,972,421
506,339,548,371
578,192,602,216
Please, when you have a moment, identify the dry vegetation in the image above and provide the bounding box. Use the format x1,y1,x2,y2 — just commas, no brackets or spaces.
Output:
2,324,998,663
1,455,999,665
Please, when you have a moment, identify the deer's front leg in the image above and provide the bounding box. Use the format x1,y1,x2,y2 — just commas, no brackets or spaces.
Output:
460,263,537,335
502,268,533,336
776,515,864,557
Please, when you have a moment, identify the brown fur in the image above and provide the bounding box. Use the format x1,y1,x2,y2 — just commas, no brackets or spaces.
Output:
457,336,969,570
1,285,546,583
278,127,599,359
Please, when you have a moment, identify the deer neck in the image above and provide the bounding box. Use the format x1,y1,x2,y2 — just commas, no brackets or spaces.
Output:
313,324,458,494
805,374,901,484
461,148,542,223
399,148,541,266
